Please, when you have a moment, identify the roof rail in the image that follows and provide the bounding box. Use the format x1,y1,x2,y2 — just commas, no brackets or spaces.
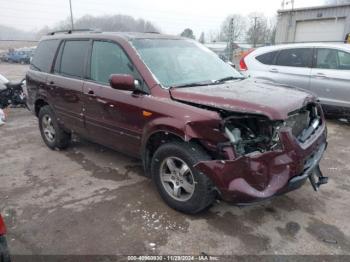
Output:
47,29,95,35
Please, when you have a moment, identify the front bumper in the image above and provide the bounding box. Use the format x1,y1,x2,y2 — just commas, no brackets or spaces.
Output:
195,123,327,203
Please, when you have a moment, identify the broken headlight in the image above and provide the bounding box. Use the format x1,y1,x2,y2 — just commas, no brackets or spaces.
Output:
223,115,283,156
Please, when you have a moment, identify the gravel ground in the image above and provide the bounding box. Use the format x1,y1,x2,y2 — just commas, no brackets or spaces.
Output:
0,63,350,257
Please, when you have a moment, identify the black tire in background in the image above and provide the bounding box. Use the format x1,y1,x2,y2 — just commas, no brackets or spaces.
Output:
151,141,216,214
0,236,11,262
38,105,71,150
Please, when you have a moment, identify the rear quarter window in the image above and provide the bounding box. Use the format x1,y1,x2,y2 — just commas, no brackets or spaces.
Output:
255,51,278,65
30,39,60,73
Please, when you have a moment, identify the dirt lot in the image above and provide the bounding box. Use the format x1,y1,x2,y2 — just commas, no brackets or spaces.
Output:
1,64,350,257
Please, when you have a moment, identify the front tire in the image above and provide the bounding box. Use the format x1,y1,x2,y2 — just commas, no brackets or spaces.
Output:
38,105,71,150
151,141,216,214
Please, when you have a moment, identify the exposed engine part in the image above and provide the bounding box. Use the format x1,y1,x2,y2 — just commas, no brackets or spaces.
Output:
223,115,282,156
285,103,321,143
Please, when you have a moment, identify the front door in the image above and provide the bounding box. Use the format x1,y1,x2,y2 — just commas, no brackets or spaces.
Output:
83,40,147,156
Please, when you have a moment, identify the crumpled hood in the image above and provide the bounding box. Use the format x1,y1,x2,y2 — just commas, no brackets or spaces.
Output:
170,79,315,120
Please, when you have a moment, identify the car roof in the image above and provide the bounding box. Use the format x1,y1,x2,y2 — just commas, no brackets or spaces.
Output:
252,42,350,55
41,31,184,41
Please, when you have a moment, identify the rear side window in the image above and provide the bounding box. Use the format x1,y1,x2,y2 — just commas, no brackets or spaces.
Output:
276,48,312,68
31,39,60,73
60,40,89,78
256,51,278,65
90,41,134,84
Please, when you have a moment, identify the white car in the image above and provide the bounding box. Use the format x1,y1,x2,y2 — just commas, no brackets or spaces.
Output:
240,43,350,118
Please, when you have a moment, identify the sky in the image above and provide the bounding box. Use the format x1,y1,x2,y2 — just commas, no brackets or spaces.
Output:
0,0,325,36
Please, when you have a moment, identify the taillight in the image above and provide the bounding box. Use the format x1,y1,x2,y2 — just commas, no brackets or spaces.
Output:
239,57,248,71
239,49,254,71
0,214,6,235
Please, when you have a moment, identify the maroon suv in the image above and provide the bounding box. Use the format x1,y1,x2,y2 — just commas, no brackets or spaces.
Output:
26,31,328,213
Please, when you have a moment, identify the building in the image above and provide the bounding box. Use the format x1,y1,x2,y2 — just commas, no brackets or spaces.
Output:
275,3,350,44
205,41,228,59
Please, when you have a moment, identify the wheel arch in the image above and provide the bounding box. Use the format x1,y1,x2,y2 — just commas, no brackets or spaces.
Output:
34,98,49,117
141,128,204,177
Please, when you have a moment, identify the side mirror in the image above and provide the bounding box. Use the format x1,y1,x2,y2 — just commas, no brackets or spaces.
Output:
109,74,136,91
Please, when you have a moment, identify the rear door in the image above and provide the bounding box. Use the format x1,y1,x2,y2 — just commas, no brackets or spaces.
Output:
249,50,279,80
83,40,147,155
26,39,60,112
310,48,350,108
269,48,313,90
47,40,90,134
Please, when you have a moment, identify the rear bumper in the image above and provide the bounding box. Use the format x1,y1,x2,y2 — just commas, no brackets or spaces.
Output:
195,123,327,203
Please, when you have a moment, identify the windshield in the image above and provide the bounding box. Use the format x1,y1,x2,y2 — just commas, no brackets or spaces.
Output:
132,38,243,87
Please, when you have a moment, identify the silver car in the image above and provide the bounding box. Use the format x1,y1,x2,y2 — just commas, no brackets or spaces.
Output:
240,43,350,118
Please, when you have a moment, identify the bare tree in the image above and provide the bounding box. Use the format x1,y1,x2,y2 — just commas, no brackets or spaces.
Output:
220,14,246,42
245,13,270,47
0,25,36,40
207,30,220,42
325,0,350,4
38,14,159,37
180,28,195,39
267,16,277,45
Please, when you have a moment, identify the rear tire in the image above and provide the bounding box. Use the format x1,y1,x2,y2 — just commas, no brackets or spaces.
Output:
151,141,216,214
38,105,71,150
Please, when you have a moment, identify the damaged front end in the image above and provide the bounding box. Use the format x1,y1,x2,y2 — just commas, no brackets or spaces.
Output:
221,114,283,157
194,103,328,203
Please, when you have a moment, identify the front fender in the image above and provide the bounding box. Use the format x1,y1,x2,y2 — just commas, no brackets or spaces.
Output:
141,115,228,156
141,116,189,148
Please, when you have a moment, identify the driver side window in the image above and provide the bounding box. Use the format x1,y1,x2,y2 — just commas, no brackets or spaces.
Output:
90,41,135,84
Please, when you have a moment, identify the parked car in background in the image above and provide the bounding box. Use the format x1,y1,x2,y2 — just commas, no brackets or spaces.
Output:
27,31,328,214
0,214,11,262
240,43,350,118
6,51,31,64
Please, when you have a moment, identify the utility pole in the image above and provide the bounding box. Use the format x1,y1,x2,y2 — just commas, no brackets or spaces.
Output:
227,17,234,62
69,0,74,30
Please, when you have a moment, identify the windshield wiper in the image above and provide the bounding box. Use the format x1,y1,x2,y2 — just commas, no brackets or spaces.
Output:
170,80,213,89
213,76,245,84
170,76,245,89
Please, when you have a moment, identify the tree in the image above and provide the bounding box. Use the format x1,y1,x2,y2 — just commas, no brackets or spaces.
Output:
37,14,159,38
245,13,270,47
198,32,205,43
325,0,350,4
219,14,246,42
268,17,277,45
207,30,220,42
180,28,195,39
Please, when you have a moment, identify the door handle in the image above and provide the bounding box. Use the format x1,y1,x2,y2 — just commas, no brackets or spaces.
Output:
47,81,55,86
269,68,279,73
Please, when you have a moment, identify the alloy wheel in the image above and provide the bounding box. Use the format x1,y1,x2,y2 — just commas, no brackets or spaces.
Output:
160,156,195,202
